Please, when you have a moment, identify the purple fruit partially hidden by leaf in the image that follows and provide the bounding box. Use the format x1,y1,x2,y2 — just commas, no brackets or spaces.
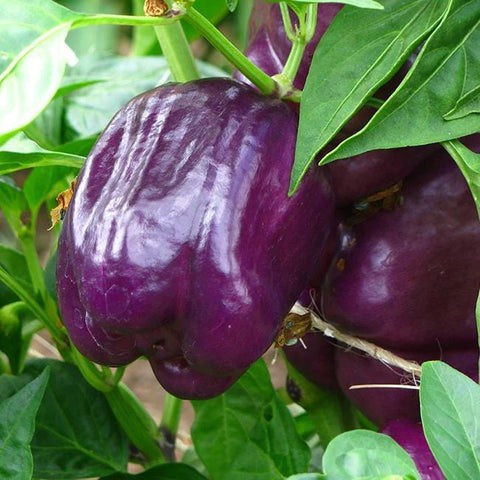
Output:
335,346,478,426
382,419,445,480
322,145,480,349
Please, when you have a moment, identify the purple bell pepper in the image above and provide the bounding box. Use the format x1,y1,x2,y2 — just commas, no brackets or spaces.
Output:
56,78,336,399
322,144,480,350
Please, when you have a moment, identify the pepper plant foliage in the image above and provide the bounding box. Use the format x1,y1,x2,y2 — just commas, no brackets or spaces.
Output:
0,0,479,479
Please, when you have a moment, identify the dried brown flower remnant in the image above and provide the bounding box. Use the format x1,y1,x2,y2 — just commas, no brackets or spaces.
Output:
274,312,312,348
144,0,168,16
49,178,77,230
346,181,404,226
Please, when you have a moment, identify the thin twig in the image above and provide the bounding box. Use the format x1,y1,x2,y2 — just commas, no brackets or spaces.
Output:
290,302,422,379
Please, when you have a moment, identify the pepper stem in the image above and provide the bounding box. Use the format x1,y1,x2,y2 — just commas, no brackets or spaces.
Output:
147,0,200,83
154,23,200,82
105,382,166,465
273,3,318,98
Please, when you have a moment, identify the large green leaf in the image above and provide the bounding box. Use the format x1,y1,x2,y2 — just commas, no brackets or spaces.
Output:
322,430,420,480
321,0,480,165
420,361,480,480
442,140,480,217
101,463,208,480
0,0,82,143
0,359,129,479
290,0,449,194
0,368,49,480
191,359,310,480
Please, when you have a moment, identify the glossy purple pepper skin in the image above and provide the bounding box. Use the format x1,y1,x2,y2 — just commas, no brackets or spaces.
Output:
284,333,338,390
57,78,336,399
382,420,444,479
283,215,344,391
335,346,479,426
322,147,480,350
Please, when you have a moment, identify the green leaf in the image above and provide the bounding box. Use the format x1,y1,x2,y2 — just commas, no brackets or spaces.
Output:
420,361,480,480
290,0,449,194
322,430,421,480
0,0,82,143
0,152,84,175
55,79,106,99
0,359,129,479
192,359,310,480
63,55,171,139
101,463,208,480
442,140,480,217
63,55,228,140
444,84,480,120
0,132,85,171
321,0,480,166
0,367,49,480
226,0,239,12
54,135,98,157
23,166,73,216
285,357,358,446
0,177,27,233
23,97,64,150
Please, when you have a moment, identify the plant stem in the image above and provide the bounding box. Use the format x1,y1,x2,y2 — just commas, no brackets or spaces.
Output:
70,345,114,392
280,3,296,42
281,39,306,84
159,393,183,462
105,383,166,465
18,230,46,299
154,23,200,82
160,393,183,437
184,7,276,95
71,13,180,29
0,265,67,348
274,4,318,100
